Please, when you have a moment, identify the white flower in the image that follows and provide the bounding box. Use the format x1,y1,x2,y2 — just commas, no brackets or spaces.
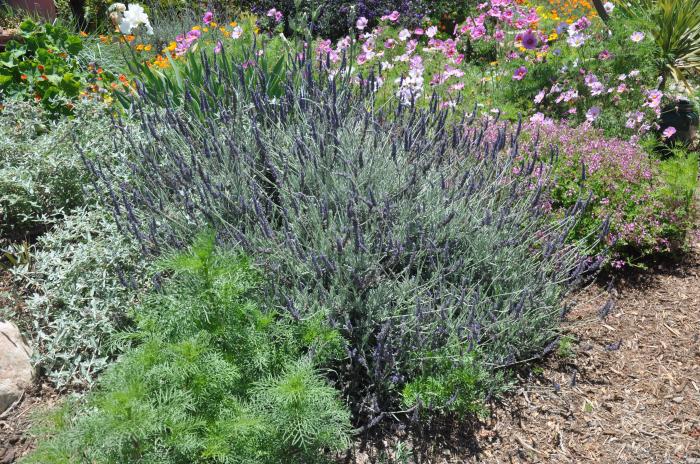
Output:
108,2,126,12
398,29,411,41
231,25,243,39
603,1,614,13
119,3,153,35
426,26,438,38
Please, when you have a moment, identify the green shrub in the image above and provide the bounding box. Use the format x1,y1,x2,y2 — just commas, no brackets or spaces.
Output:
24,234,351,463
92,45,596,427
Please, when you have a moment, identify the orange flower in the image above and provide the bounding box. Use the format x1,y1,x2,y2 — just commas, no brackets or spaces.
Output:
119,74,128,83
99,35,110,44
37,64,45,72
20,74,28,80
79,31,88,37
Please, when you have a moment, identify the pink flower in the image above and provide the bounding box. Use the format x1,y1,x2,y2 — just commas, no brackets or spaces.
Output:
534,89,546,104
530,112,545,123
414,27,424,35
521,29,538,49
630,31,645,42
356,16,368,30
381,10,400,22
644,89,663,108
586,106,601,122
214,40,223,54
493,28,505,41
267,8,283,22
662,126,676,139
513,66,528,80
598,50,611,60
426,26,438,38
202,11,213,25
398,29,411,41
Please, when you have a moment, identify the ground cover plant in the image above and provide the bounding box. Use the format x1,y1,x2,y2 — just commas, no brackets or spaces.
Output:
24,234,351,463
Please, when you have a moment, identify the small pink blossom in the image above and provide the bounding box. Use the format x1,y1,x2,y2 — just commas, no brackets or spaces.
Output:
630,31,645,42
534,89,546,104
398,29,411,41
381,10,400,22
356,16,368,30
586,106,601,122
202,11,213,25
662,126,676,139
513,66,527,80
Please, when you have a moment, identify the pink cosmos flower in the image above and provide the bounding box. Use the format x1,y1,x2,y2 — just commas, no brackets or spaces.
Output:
214,40,223,54
356,16,368,30
426,26,438,38
398,29,411,41
202,11,213,25
513,66,528,80
630,31,645,42
644,89,663,108
381,10,400,22
267,8,283,22
530,112,545,123
414,28,424,35
534,89,546,104
384,38,396,49
521,29,538,49
494,28,505,41
662,126,676,139
586,106,601,122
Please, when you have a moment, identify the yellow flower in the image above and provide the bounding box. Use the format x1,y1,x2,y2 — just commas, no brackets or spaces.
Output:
230,21,238,27
254,26,260,34
144,44,152,51
167,41,177,51
548,32,558,41
210,21,217,27
203,27,209,32
192,25,202,31
136,44,145,51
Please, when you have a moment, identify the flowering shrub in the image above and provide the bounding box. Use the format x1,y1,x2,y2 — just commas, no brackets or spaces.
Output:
0,20,117,116
88,42,597,428
521,119,696,262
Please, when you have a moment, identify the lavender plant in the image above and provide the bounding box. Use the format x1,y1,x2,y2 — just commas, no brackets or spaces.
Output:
87,51,600,426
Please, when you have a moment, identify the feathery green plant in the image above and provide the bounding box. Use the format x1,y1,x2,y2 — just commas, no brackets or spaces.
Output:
24,232,350,463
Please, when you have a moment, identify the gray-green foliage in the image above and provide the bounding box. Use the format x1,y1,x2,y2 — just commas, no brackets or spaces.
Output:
24,234,351,463
5,206,145,388
0,99,146,388
0,100,120,239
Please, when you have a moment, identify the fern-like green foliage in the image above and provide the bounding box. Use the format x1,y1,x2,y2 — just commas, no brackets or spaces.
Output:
24,232,350,464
